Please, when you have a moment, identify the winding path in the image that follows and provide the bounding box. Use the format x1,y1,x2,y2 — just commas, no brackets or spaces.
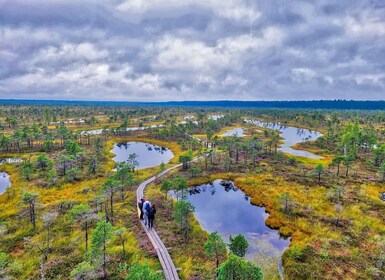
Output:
136,163,183,280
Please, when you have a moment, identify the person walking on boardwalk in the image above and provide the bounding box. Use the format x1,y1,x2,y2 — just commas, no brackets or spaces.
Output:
138,197,145,220
142,197,151,225
148,204,156,229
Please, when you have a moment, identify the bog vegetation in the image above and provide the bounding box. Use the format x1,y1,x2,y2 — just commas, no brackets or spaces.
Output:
0,104,385,279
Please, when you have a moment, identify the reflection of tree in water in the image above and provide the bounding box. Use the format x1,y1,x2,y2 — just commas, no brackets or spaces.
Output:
248,120,321,145
187,181,241,197
0,172,11,192
116,142,169,155
210,184,216,196
188,186,201,195
248,238,282,280
183,178,290,280
116,142,131,149
219,180,238,192
146,143,168,154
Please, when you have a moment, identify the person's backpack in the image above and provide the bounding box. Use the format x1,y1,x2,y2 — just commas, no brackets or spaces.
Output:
149,206,156,216
144,202,151,212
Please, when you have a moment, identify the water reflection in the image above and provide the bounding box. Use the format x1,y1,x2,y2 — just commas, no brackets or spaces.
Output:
0,172,11,194
80,124,164,135
111,142,174,169
245,119,323,159
221,128,246,137
0,158,22,164
172,179,290,277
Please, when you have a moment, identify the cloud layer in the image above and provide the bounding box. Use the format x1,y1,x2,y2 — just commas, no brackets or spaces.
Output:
1,0,384,101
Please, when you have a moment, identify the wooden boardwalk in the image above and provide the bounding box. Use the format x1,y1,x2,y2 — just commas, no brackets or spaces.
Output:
136,163,182,280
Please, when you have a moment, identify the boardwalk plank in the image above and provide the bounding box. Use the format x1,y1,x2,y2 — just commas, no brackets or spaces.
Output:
136,164,182,280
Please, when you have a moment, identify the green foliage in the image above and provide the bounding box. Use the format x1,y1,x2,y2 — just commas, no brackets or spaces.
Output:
327,185,344,202
288,156,297,165
274,151,284,161
175,175,187,199
93,138,105,158
204,232,227,269
47,169,58,186
0,252,9,270
22,192,38,202
102,178,121,196
378,161,385,181
160,179,174,198
287,245,304,261
313,163,325,175
66,140,83,156
114,162,134,186
173,201,195,242
330,154,345,176
189,166,201,178
166,175,188,200
319,249,329,260
127,153,139,171
342,153,355,177
179,149,193,170
70,204,91,221
225,156,232,171
88,156,99,175
229,234,248,258
35,153,52,170
159,162,166,173
89,220,114,262
65,167,81,182
125,263,163,280
173,200,195,224
373,143,385,166
42,140,53,152
70,261,97,279
217,254,263,280
21,162,33,181
311,163,325,184
279,192,292,213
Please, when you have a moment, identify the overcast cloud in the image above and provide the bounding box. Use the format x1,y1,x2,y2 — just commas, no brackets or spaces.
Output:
1,0,385,101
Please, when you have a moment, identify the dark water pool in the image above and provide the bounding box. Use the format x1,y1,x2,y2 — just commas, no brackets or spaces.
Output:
0,172,11,195
111,142,174,169
181,179,290,277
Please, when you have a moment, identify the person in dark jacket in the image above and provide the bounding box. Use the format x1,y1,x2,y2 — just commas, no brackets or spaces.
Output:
148,204,156,229
138,197,145,220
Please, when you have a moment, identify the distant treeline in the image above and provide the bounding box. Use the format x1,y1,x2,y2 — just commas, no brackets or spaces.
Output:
1,99,385,110
162,100,385,110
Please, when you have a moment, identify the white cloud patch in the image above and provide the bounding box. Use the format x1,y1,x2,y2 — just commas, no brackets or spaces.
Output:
116,0,260,24
354,74,385,87
291,68,317,82
148,36,230,73
344,17,385,37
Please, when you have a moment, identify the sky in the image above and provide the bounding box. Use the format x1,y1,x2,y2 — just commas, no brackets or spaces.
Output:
0,0,385,101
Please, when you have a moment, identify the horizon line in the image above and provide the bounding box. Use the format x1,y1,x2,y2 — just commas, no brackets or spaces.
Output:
1,98,385,103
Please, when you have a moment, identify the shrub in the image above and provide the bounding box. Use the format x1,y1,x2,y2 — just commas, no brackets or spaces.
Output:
0,252,9,270
287,245,303,261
